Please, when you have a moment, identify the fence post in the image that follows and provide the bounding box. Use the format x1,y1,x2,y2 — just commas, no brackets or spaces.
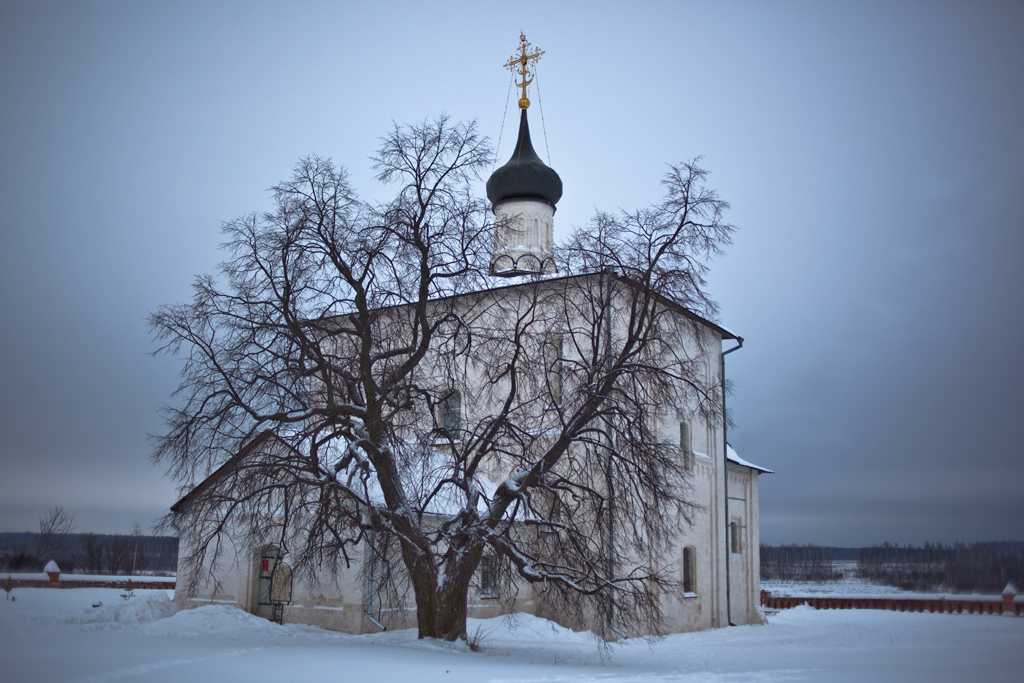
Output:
1002,583,1018,615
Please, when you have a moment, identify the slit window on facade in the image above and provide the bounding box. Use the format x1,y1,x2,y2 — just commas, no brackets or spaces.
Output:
440,390,461,436
730,519,742,554
548,334,564,405
479,555,496,597
680,421,693,471
682,545,697,594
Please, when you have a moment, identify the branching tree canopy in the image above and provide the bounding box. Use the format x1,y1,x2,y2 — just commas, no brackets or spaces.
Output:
37,506,74,562
152,115,734,641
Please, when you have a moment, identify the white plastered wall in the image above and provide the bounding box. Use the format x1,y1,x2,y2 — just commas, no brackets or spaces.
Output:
172,275,762,635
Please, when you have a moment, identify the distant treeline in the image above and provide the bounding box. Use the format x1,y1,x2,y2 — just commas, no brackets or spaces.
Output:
760,544,844,582
857,542,1024,593
761,542,1024,594
0,532,178,574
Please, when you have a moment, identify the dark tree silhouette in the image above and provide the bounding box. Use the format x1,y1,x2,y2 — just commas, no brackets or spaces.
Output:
37,506,74,568
153,116,734,641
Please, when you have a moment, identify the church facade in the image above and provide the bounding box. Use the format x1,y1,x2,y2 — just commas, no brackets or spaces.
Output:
170,38,769,637
170,272,768,635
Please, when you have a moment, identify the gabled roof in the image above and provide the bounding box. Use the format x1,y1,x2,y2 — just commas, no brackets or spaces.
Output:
607,271,739,342
169,431,288,513
341,270,738,342
169,431,510,519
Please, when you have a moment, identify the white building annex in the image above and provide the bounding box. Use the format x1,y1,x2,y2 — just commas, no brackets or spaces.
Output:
170,37,770,638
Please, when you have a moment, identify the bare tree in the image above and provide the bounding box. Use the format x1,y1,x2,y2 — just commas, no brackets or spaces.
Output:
152,116,734,641
131,523,146,574
82,534,104,574
103,535,134,576
37,506,74,563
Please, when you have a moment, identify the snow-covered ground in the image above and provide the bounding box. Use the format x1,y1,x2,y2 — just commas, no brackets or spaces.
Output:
1,587,1021,682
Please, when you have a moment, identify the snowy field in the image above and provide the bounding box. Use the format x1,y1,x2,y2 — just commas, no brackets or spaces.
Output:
762,563,1019,603
1,588,1022,682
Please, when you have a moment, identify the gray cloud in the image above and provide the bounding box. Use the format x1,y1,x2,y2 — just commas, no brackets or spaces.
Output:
1,1,1021,543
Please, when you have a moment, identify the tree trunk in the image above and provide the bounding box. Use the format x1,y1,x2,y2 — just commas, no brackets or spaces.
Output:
405,545,480,641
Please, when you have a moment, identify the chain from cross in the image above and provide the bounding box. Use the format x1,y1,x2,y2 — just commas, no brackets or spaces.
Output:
504,32,544,110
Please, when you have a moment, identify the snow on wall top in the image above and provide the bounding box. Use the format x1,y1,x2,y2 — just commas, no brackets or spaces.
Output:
726,445,772,474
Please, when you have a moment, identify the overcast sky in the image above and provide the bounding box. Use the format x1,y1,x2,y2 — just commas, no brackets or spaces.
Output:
1,0,1021,546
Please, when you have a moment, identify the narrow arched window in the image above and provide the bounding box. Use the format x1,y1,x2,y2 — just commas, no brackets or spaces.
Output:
548,334,564,405
479,555,496,598
680,421,693,471
682,546,697,594
730,519,742,554
440,390,461,436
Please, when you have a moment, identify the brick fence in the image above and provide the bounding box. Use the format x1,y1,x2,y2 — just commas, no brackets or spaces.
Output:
761,590,1023,616
6,579,176,590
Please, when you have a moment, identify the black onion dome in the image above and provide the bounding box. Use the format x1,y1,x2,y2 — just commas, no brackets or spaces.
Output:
486,109,562,207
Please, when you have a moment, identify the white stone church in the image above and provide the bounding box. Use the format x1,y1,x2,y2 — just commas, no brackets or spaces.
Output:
171,50,769,637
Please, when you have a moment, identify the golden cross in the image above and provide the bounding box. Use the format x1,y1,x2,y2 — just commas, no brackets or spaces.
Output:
504,32,544,110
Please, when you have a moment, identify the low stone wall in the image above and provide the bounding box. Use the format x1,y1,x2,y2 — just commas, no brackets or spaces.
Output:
761,590,1023,616
6,579,176,590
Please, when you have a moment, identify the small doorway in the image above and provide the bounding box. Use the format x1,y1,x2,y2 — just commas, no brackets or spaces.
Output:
253,545,282,618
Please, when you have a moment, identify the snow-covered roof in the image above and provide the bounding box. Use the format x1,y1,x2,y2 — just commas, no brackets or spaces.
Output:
726,444,772,474
172,431,516,521
327,270,740,342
